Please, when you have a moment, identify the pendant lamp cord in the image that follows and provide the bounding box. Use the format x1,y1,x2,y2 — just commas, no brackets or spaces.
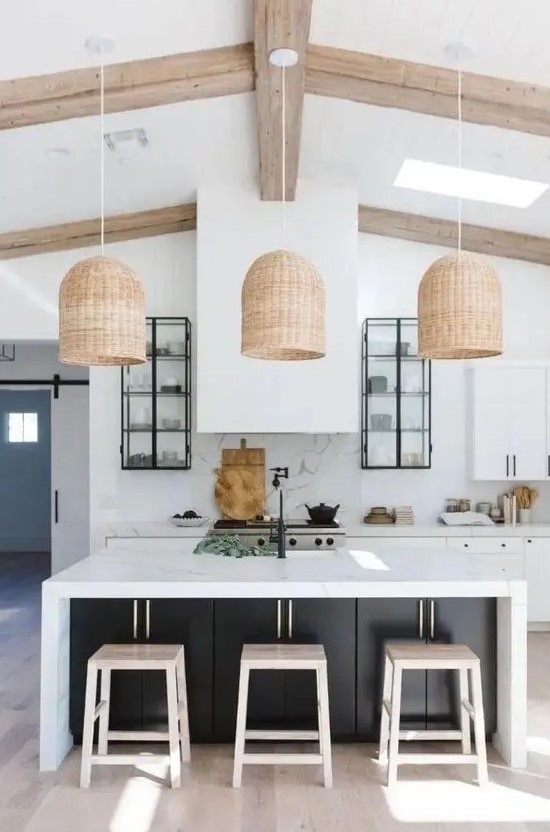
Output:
457,67,462,255
281,63,286,247
100,59,105,256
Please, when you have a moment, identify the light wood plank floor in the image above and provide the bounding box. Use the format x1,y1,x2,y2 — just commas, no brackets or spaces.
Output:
2,552,550,831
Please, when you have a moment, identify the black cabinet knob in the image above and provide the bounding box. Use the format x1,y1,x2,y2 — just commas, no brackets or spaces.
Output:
464,543,469,548
258,537,266,546
327,537,334,546
501,543,506,548
315,537,323,546
289,537,297,546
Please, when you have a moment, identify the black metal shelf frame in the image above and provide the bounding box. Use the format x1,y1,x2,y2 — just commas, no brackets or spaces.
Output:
361,317,432,470
121,317,192,470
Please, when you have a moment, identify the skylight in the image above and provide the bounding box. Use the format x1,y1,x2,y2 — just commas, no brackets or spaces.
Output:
394,159,548,208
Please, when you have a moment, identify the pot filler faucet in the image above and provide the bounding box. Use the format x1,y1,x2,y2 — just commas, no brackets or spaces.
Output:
270,466,289,559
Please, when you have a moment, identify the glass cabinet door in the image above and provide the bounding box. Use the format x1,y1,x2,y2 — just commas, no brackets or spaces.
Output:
121,318,191,470
362,318,431,469
122,320,154,468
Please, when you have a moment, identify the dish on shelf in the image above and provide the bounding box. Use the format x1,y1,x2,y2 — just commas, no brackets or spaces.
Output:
161,418,182,430
129,422,153,431
169,514,208,527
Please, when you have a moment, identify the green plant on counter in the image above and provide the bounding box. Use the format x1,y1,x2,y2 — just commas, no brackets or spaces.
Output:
193,534,278,558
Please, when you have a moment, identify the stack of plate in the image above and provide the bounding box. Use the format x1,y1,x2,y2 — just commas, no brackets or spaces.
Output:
393,505,415,525
364,506,394,525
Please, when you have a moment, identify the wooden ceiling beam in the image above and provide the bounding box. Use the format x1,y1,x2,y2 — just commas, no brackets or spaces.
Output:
0,44,254,130
306,44,550,137
0,204,197,259
358,205,550,266
2,201,550,268
254,0,313,200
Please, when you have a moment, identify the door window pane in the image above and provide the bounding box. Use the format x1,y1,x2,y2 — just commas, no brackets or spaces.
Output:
7,412,38,443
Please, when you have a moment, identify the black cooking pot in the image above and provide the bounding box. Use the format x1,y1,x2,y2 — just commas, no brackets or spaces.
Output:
305,502,340,524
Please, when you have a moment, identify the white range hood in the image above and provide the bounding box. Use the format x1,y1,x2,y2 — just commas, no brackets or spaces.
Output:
196,180,358,433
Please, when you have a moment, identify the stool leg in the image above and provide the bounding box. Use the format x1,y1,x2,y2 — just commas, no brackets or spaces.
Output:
176,652,191,763
80,662,98,788
317,663,333,788
97,668,111,756
166,667,181,788
458,667,471,755
379,654,393,765
232,664,250,788
471,665,489,786
387,665,402,787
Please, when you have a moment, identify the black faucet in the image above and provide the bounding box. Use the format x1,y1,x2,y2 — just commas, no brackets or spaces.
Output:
270,467,289,559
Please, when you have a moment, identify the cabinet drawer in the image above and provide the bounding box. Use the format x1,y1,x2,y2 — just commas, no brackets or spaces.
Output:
446,537,523,554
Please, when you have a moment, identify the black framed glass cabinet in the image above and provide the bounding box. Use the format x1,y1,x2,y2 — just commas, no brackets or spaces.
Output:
121,317,191,470
361,318,431,469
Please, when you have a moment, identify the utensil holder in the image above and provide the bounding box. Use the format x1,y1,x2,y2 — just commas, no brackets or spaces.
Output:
519,508,532,524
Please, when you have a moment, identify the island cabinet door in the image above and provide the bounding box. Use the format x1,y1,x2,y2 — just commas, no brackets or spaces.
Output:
213,599,285,740
70,599,142,742
426,598,497,734
356,598,427,740
283,599,356,738
141,600,214,740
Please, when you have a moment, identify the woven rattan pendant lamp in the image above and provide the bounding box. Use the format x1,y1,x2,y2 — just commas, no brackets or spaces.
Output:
59,36,146,366
418,59,502,359
241,49,325,361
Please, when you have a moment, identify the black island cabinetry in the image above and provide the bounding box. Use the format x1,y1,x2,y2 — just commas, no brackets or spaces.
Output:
69,597,496,743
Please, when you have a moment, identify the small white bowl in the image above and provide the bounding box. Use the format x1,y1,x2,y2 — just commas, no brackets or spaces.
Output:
169,516,208,527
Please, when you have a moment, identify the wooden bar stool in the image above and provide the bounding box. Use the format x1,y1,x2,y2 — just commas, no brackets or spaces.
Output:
379,642,488,786
80,643,191,788
232,643,332,788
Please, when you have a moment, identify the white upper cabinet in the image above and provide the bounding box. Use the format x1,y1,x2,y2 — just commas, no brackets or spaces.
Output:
196,181,359,434
471,365,548,481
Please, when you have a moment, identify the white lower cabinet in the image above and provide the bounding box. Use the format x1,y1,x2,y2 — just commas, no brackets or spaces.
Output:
525,538,550,623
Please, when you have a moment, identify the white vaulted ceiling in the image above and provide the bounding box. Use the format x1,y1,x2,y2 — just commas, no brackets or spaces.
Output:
3,0,550,237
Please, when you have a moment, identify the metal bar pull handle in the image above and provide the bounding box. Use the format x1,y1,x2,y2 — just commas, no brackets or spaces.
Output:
145,599,151,640
513,454,517,477
277,600,282,639
429,599,436,640
506,455,509,477
288,599,293,639
54,490,59,524
132,600,138,640
418,599,424,639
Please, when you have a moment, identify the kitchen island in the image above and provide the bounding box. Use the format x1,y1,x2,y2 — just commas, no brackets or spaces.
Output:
40,545,527,771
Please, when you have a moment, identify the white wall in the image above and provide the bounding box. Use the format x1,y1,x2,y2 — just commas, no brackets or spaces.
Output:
196,180,359,433
6,227,550,553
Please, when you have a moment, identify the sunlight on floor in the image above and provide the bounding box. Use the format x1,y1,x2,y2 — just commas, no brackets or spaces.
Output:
109,760,168,832
383,779,550,823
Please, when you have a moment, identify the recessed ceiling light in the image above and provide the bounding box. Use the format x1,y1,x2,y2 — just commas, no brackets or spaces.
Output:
44,147,71,161
394,159,548,208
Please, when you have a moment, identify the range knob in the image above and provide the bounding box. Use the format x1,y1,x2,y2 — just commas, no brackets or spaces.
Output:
258,537,266,546
289,537,297,547
315,537,323,546
326,537,334,547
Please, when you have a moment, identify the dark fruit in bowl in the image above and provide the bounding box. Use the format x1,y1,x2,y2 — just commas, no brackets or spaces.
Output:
173,510,202,519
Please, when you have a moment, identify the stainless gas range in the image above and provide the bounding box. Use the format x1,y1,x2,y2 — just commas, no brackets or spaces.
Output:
210,519,346,551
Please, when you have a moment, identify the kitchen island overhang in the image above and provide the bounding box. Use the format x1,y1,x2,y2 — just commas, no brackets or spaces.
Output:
40,547,527,772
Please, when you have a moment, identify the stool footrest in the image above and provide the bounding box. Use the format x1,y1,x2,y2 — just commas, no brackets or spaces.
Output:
399,729,463,741
397,752,479,766
245,729,319,741
107,730,169,742
90,753,170,766
242,752,323,766
93,700,107,721
460,698,475,719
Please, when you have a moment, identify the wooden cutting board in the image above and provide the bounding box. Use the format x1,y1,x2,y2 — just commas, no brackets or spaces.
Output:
215,439,265,521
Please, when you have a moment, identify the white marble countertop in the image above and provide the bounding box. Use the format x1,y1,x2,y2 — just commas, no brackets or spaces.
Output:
44,546,525,600
104,520,550,540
